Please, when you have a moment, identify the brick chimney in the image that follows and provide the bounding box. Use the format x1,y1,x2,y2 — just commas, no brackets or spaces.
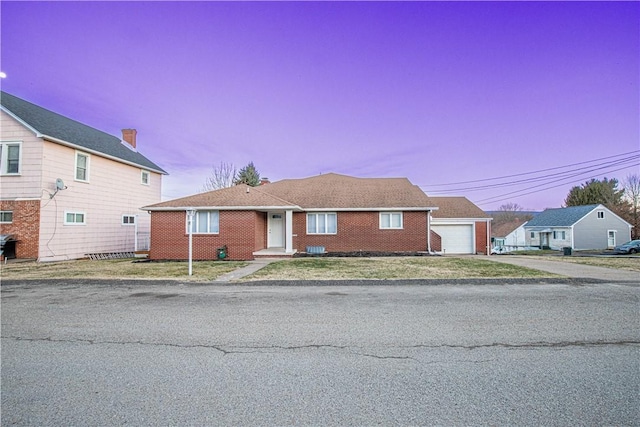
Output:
122,129,137,149
259,177,270,185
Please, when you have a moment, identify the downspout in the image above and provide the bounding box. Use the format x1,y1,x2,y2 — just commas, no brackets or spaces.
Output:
487,220,491,256
427,210,432,253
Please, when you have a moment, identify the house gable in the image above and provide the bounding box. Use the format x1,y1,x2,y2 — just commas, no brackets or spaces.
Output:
1,91,166,174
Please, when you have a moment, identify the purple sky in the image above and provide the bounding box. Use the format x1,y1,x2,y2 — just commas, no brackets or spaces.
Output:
2,1,638,211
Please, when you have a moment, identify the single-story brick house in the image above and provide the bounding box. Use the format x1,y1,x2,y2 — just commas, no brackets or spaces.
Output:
144,173,446,260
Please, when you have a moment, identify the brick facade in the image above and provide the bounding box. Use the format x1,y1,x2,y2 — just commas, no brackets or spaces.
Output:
0,200,40,260
475,221,490,255
292,211,429,253
150,209,431,261
149,210,265,261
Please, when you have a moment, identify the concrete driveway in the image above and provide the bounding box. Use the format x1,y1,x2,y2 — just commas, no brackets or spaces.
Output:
487,255,639,282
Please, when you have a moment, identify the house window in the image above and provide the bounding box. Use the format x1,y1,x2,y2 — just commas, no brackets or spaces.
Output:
1,142,22,175
380,212,403,229
553,231,566,240
0,211,13,223
597,211,605,219
122,215,136,225
64,211,86,225
187,210,219,234
307,213,337,234
75,152,90,182
141,170,150,185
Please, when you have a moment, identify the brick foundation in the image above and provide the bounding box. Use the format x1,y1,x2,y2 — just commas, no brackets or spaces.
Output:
0,200,40,259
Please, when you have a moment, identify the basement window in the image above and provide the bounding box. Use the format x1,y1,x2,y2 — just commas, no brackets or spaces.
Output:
64,211,86,225
0,211,13,223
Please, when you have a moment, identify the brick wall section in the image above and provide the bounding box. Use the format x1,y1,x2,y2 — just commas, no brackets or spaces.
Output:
0,200,40,259
293,211,429,253
149,210,259,261
430,230,441,252
475,221,489,254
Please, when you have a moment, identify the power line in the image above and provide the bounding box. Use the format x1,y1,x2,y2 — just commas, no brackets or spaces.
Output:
421,150,640,188
473,163,639,206
425,154,640,194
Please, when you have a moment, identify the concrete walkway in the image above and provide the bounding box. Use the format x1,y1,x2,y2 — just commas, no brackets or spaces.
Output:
488,255,639,282
213,258,279,282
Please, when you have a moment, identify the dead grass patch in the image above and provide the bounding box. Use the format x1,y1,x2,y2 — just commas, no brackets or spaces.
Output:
244,256,559,280
0,258,247,282
526,256,640,272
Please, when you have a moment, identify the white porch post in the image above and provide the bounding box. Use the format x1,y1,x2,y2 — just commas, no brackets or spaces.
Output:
285,210,293,254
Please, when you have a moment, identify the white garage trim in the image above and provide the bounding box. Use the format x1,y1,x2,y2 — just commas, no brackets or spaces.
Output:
432,222,475,254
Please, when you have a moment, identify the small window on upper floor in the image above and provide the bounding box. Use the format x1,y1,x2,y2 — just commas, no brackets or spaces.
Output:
122,215,136,225
1,142,22,175
597,211,605,219
141,170,150,185
0,211,13,223
75,151,90,182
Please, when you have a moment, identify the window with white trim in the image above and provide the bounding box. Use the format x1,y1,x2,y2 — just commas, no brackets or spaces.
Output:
64,211,86,225
122,215,136,225
380,212,403,229
187,211,220,234
307,213,337,234
0,211,13,223
553,231,566,240
141,170,150,185
530,232,536,238
1,142,22,175
597,211,605,219
75,151,90,182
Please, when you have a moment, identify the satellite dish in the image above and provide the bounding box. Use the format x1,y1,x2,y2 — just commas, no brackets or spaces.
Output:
56,178,65,190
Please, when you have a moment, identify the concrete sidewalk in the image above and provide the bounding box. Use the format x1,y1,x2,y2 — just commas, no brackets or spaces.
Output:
488,255,639,282
213,258,279,282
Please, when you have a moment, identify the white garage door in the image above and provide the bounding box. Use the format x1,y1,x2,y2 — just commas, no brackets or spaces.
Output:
432,224,474,254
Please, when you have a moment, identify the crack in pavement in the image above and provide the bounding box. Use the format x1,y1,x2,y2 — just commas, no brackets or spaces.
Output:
3,336,638,360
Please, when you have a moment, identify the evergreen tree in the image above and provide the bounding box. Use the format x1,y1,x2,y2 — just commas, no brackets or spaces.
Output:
564,178,625,209
234,161,261,186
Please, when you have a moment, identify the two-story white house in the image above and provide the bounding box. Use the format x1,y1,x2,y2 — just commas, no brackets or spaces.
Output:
0,91,167,261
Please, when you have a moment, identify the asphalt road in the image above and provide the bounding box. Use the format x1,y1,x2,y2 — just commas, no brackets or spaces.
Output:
2,279,639,426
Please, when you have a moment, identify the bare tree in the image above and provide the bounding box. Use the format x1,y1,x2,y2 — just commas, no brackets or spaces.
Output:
493,202,532,227
202,161,237,191
622,173,640,239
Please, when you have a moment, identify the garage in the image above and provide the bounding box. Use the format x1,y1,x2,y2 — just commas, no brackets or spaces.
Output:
431,224,474,254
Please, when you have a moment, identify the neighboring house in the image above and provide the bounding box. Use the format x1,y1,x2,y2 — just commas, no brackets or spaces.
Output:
491,218,528,253
0,91,167,261
428,197,492,254
524,204,632,250
144,173,442,261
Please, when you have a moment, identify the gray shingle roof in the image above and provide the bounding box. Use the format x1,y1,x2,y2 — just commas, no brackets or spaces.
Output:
524,205,599,227
1,91,166,174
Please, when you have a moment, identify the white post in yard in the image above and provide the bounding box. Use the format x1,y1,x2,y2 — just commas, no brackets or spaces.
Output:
186,208,196,276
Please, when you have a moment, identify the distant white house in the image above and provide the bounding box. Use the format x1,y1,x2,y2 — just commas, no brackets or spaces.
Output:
0,91,167,261
524,204,632,250
491,218,529,254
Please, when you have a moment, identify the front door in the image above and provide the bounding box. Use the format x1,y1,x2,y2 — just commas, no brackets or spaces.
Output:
607,231,616,248
268,212,284,248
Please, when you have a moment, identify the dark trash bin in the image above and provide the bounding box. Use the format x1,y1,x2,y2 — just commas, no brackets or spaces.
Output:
0,234,17,261
217,245,228,260
563,247,572,256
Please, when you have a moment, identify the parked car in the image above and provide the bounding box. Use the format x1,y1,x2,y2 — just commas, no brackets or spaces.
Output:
613,240,640,254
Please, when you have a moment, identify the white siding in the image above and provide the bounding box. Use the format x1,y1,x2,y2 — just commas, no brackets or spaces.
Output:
0,111,44,199
38,141,162,260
